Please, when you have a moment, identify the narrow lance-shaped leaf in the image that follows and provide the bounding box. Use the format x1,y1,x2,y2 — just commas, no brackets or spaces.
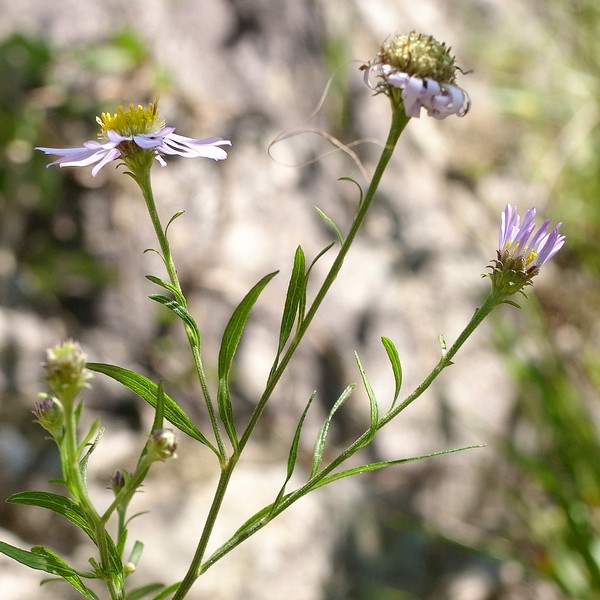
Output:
127,583,168,600
271,391,316,514
381,336,403,408
7,492,94,541
148,294,200,346
313,206,345,245
0,542,100,600
277,246,306,356
151,381,166,432
311,384,355,478
145,275,185,304
354,352,379,449
298,242,335,323
86,363,215,452
217,271,278,448
310,445,485,491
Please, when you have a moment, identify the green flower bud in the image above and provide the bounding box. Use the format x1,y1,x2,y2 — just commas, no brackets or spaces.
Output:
43,340,92,406
145,428,178,463
33,395,64,439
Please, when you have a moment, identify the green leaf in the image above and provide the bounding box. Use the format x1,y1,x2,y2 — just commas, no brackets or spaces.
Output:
87,363,215,452
79,424,104,489
354,352,379,448
217,271,278,448
310,385,355,478
128,540,144,567
7,492,94,541
0,542,100,600
338,176,365,214
313,206,344,244
148,294,200,346
145,275,185,305
310,445,485,490
381,336,403,408
151,381,165,432
272,391,316,513
126,583,166,600
277,246,306,356
165,210,185,235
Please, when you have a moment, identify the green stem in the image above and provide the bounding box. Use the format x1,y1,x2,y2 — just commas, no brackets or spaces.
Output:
171,459,238,600
197,289,504,573
380,287,503,426
134,169,226,461
169,101,410,599
239,102,410,452
62,403,123,599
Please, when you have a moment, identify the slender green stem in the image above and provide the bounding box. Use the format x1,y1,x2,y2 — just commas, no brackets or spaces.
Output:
380,288,503,426
197,288,504,574
62,403,123,599
168,101,410,599
135,170,226,460
239,102,410,452
171,458,238,600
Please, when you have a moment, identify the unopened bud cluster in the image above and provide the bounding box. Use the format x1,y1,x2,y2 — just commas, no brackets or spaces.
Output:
43,340,92,405
145,428,178,463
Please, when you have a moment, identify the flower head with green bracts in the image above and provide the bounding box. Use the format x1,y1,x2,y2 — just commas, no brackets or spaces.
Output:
36,101,231,176
363,31,470,120
487,204,565,298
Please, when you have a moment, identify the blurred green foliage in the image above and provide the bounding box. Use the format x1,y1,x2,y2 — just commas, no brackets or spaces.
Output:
483,1,600,597
0,29,158,322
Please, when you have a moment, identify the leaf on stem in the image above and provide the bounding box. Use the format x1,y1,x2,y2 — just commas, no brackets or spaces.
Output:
148,294,200,346
86,363,215,452
314,206,345,245
79,423,104,489
165,210,185,236
151,381,166,432
310,445,485,491
7,491,94,541
272,391,316,513
127,583,167,600
381,336,403,408
217,271,278,449
0,542,100,600
276,246,306,357
354,352,379,448
311,384,356,478
338,176,364,210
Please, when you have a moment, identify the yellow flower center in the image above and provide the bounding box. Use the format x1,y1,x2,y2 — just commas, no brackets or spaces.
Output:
505,241,538,266
96,101,164,138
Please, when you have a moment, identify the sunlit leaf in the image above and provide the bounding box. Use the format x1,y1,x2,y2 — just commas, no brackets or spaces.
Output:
354,352,379,448
311,385,355,478
217,271,278,448
381,336,403,407
277,246,306,355
7,492,94,541
310,445,485,490
314,206,344,244
0,542,99,600
87,363,215,452
272,391,316,512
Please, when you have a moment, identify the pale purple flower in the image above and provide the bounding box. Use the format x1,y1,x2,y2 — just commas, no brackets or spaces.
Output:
499,204,565,268
364,63,470,120
37,127,231,177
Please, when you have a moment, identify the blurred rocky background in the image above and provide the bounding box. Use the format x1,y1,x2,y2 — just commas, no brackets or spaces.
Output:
1,1,599,599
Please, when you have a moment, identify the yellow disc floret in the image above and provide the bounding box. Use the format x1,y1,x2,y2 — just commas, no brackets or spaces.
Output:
96,101,165,138
378,32,457,84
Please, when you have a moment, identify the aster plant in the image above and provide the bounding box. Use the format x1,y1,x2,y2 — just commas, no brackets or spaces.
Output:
0,31,564,600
